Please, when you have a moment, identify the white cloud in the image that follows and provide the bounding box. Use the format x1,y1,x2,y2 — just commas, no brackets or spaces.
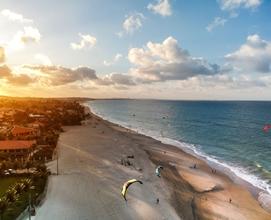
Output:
194,74,267,89
17,26,41,43
70,33,97,50
206,17,227,32
23,65,135,88
209,1,258,32
219,0,262,11
128,36,221,83
122,13,145,35
147,0,172,17
1,9,33,23
225,34,271,73
115,31,124,38
9,26,41,50
0,65,35,86
34,54,52,66
24,65,98,86
103,53,123,66
96,73,136,86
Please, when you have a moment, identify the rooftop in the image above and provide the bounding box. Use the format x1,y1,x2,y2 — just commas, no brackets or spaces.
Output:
11,126,36,135
0,140,36,150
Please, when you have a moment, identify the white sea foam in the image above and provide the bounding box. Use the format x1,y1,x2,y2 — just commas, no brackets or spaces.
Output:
158,137,271,195
89,103,271,196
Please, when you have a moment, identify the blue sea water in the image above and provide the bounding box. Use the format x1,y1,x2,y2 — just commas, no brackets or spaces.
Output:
88,100,271,194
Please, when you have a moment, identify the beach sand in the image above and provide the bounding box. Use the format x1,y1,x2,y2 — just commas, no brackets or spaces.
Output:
29,111,271,220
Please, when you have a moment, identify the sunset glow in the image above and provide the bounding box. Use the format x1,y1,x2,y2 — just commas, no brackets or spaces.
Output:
0,0,271,99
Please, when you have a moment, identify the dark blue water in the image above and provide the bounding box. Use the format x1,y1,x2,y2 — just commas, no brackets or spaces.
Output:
88,100,271,194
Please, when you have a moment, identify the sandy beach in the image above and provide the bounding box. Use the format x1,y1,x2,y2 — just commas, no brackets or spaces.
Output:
27,111,271,220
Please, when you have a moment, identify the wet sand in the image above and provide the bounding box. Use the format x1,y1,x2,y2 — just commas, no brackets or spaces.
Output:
31,111,271,220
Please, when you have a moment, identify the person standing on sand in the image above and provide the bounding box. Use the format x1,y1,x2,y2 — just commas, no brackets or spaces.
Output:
156,198,159,204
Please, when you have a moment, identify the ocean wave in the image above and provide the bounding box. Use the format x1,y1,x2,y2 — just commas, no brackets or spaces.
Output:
89,103,271,196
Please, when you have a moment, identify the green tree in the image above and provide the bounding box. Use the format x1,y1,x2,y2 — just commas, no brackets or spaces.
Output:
14,183,23,195
21,179,31,192
5,189,16,203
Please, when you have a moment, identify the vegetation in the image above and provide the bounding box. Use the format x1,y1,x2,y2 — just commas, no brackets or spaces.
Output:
0,172,48,220
0,97,88,219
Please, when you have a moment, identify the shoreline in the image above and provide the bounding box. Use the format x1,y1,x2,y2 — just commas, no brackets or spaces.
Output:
85,103,271,218
30,104,271,219
87,102,270,200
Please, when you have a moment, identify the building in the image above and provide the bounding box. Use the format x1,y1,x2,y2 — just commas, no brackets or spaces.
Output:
27,121,45,129
11,125,39,139
0,140,36,159
29,113,45,119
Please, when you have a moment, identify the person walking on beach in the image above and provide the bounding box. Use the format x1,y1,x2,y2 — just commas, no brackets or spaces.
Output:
156,198,159,204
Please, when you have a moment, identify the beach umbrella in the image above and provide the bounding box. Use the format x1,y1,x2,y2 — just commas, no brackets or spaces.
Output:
263,124,271,132
155,165,164,177
121,179,143,201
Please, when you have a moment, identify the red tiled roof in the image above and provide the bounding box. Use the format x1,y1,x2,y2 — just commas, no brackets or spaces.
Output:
0,140,36,150
11,126,36,136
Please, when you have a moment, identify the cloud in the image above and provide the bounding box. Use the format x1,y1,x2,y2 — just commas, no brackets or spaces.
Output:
1,9,33,23
206,17,227,32
0,65,35,86
24,64,137,88
97,73,136,86
9,26,41,50
225,34,271,73
127,36,221,83
34,54,52,66
115,32,124,38
194,74,268,89
25,65,98,86
147,0,172,17
122,13,145,35
0,65,11,78
70,33,97,50
7,74,35,86
208,0,257,32
109,73,135,85
0,47,5,63
219,0,262,11
18,26,41,43
103,53,123,66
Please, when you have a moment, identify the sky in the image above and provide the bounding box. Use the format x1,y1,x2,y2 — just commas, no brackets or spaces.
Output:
0,0,271,100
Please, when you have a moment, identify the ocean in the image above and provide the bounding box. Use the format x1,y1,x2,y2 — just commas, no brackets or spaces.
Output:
87,100,271,195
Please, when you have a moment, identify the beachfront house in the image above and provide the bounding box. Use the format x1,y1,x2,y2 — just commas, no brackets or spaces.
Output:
0,140,36,159
11,125,40,139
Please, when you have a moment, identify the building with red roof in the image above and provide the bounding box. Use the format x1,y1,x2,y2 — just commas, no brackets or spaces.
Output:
11,125,39,139
0,140,36,159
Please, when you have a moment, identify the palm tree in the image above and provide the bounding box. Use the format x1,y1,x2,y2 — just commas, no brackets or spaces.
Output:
5,189,16,203
21,179,32,192
14,183,23,195
36,164,48,177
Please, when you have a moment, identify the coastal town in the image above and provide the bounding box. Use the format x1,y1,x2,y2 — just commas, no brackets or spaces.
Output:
0,97,88,220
